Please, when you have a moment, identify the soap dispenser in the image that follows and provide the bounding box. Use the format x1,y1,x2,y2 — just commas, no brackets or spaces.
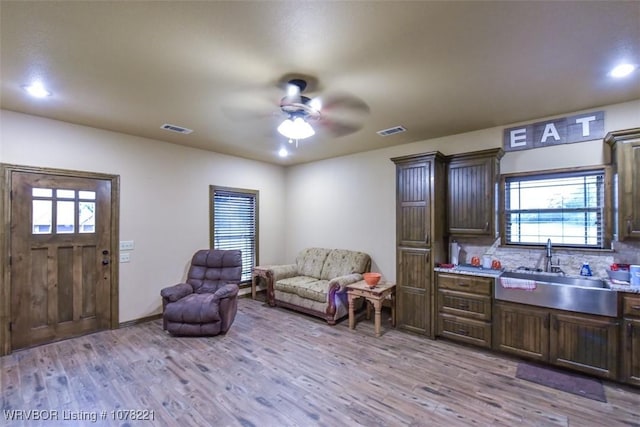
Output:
580,262,592,277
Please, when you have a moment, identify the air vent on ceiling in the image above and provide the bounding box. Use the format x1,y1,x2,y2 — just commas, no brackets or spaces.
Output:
376,125,406,136
161,123,193,134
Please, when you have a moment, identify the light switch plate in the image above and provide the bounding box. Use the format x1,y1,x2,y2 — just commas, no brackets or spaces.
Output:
120,253,131,263
119,240,134,251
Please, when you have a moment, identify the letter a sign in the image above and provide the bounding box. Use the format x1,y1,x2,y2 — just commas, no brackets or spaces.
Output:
503,111,604,152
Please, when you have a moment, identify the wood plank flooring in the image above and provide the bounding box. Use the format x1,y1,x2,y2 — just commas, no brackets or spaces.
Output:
1,298,639,427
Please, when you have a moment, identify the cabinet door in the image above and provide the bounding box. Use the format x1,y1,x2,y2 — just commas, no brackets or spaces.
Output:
550,313,619,379
493,302,548,361
622,319,640,386
619,141,640,239
447,149,502,236
397,248,432,336
397,160,431,247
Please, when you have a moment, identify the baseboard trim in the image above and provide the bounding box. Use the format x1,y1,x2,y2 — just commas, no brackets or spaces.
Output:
119,313,162,328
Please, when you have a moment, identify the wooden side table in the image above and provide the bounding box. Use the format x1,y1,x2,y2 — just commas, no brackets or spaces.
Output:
251,266,272,300
347,281,396,337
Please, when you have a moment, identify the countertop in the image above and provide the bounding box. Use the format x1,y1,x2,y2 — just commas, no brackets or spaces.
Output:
434,265,640,294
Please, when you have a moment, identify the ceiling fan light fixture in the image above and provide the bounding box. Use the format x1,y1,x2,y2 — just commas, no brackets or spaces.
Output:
277,116,315,140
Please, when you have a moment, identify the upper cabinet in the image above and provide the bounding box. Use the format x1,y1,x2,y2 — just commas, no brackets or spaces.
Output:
446,148,504,236
606,128,640,240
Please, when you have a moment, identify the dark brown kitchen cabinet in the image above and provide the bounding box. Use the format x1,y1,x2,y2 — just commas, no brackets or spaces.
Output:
549,312,619,380
493,301,619,380
606,128,640,240
493,301,548,361
397,248,431,335
436,272,493,348
446,148,503,236
392,152,446,338
622,294,640,386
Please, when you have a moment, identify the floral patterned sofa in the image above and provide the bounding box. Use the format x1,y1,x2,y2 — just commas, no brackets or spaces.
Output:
263,248,371,324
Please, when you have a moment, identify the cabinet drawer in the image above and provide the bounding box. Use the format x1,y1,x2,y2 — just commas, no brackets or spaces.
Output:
623,294,640,317
437,273,492,295
438,290,491,320
438,313,492,348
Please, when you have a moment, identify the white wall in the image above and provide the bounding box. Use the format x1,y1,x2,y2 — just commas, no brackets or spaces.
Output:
1,110,287,322
284,100,640,282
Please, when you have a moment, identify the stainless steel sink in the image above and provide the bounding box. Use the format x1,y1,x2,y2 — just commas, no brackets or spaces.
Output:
495,271,618,316
501,271,607,288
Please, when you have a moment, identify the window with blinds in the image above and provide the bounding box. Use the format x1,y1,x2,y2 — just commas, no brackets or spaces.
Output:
211,187,258,282
504,169,605,248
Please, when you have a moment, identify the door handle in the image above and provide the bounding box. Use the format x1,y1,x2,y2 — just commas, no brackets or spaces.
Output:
102,259,110,265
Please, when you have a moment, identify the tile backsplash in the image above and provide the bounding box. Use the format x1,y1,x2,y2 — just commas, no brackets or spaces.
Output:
451,237,639,278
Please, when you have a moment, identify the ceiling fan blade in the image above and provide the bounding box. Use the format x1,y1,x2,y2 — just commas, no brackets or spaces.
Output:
315,119,364,138
220,88,282,121
318,91,370,115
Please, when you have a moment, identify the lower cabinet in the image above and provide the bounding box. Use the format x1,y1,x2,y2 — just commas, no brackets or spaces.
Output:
436,273,493,348
622,294,640,386
493,301,619,380
550,312,619,379
493,302,548,361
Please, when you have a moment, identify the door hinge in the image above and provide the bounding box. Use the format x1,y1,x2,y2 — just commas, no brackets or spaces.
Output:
8,322,12,332
9,190,13,201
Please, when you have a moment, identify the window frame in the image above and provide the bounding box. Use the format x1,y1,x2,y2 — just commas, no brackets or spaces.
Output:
499,166,612,250
209,185,259,284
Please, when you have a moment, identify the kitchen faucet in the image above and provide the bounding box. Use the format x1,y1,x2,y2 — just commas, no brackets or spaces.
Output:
545,238,565,274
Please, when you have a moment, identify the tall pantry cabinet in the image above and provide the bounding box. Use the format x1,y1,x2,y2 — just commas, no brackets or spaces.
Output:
392,152,447,337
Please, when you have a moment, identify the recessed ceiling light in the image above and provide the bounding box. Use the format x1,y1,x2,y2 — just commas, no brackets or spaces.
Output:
278,148,288,157
22,81,51,98
610,63,637,78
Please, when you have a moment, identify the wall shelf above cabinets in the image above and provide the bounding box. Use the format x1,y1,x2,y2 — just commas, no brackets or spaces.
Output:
446,148,504,237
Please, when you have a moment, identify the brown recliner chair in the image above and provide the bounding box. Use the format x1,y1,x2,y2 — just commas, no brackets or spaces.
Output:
161,249,241,336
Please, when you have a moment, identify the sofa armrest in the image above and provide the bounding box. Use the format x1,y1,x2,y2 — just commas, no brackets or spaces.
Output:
268,264,299,281
260,264,298,306
212,283,239,301
328,273,364,293
160,283,193,303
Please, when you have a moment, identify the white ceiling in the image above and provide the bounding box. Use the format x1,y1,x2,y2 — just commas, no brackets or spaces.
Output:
1,1,639,165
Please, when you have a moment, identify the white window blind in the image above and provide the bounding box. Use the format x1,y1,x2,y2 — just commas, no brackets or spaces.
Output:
212,188,257,282
504,170,605,248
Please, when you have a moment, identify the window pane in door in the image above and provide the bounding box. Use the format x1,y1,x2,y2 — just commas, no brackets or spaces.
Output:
56,200,75,233
79,201,96,233
79,191,96,200
32,200,52,234
56,189,75,199
32,188,52,197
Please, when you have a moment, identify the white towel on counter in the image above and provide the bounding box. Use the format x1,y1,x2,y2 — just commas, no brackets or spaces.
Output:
500,277,536,290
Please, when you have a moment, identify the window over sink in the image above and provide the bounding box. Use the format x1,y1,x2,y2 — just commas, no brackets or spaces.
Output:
501,167,610,249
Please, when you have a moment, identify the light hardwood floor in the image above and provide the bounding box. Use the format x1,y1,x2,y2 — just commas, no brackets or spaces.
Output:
1,298,638,427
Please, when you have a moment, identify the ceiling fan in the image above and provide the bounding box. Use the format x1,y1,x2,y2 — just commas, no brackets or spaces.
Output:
223,74,370,147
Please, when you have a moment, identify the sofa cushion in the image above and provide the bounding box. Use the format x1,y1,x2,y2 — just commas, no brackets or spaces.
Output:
320,249,370,280
275,276,329,303
295,248,332,278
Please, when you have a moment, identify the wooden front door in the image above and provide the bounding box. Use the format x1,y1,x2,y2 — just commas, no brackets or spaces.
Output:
9,171,114,350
